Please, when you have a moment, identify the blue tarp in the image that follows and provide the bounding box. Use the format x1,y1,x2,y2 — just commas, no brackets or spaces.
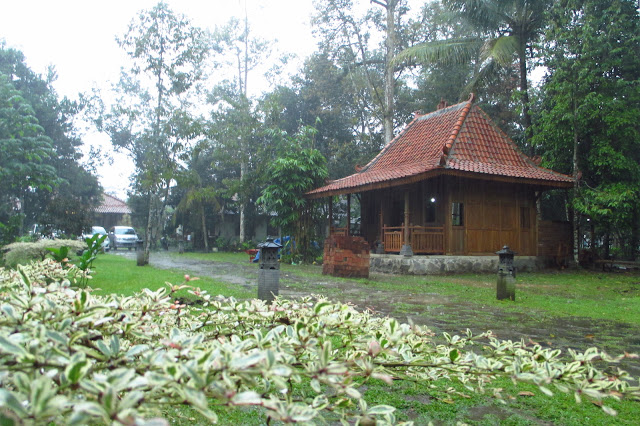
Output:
252,236,294,262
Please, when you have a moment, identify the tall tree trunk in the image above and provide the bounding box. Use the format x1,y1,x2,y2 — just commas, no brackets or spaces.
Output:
572,97,579,265
201,204,209,252
143,191,156,266
239,161,246,243
372,0,397,145
631,207,639,261
518,44,533,156
383,0,396,145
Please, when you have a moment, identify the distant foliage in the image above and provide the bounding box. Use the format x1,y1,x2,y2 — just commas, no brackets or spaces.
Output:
257,127,328,263
0,260,637,424
1,239,86,268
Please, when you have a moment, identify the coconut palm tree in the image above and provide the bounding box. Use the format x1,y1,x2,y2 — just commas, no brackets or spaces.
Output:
395,0,550,152
174,144,221,253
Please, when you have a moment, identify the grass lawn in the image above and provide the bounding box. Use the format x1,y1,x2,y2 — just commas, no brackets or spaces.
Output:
89,253,253,300
89,251,640,425
278,262,640,326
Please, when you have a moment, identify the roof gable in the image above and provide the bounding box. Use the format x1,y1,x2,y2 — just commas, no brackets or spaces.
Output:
307,97,573,198
95,193,131,214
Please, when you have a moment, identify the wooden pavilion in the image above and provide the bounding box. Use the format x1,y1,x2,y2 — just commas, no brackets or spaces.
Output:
307,95,574,258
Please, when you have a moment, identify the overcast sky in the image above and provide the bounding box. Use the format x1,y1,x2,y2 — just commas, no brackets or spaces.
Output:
1,0,319,198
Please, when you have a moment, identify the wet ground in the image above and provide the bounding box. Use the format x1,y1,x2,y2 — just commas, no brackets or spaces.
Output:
113,250,640,377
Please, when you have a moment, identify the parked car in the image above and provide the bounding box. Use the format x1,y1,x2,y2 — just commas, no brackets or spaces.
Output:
81,226,110,251
108,226,138,251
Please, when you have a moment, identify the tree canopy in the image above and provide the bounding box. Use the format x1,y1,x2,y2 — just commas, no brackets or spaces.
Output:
1,0,638,260
0,46,101,244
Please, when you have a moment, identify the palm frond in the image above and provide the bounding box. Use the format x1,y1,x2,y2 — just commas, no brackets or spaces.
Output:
461,58,500,96
482,35,518,66
393,38,484,67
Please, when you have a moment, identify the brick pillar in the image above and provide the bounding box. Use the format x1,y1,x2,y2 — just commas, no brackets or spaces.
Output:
322,234,370,278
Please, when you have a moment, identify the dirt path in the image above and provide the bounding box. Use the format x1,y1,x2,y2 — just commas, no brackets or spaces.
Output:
114,251,640,376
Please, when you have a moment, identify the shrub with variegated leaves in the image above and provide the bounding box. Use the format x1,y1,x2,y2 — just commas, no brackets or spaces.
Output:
0,260,638,424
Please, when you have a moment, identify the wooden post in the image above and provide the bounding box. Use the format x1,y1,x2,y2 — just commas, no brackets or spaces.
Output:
404,191,410,243
346,194,351,236
328,198,333,235
378,200,385,253
400,189,413,256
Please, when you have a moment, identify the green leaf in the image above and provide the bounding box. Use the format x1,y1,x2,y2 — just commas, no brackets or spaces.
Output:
1,304,17,320
449,348,459,363
310,379,322,393
68,402,108,425
0,336,27,358
64,353,89,384
230,352,265,370
125,344,150,358
314,301,330,314
367,405,396,415
0,389,28,418
231,391,262,406
95,340,112,358
345,387,361,399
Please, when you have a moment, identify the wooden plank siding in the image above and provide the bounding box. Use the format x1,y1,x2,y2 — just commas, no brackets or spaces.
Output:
538,220,572,257
448,178,537,255
348,176,541,256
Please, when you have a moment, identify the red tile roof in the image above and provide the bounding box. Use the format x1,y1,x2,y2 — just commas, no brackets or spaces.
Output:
307,96,573,198
95,193,131,214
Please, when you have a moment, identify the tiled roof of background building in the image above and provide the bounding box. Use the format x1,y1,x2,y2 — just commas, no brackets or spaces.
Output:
95,193,131,214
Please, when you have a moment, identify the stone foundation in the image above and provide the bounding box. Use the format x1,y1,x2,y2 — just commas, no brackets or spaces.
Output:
370,254,549,275
323,235,370,278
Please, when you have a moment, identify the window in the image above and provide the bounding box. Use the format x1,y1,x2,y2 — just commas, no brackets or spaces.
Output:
452,202,464,226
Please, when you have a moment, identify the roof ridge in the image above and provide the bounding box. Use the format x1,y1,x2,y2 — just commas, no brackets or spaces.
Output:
449,105,574,182
472,104,553,170
439,93,474,166
363,97,475,173
359,113,421,174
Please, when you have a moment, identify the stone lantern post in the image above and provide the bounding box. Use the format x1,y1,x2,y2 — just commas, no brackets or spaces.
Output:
257,237,282,303
496,245,516,301
136,238,145,266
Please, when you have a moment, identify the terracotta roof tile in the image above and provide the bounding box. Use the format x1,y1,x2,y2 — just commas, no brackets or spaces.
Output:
307,97,573,198
95,193,131,214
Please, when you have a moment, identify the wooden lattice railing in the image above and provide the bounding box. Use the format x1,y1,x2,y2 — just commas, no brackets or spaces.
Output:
330,226,348,236
382,226,404,252
382,225,444,254
411,226,444,254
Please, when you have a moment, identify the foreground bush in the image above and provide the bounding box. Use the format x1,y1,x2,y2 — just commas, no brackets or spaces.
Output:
0,261,638,425
1,239,87,267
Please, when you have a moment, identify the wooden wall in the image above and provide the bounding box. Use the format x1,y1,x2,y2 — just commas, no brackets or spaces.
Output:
444,177,537,255
358,176,541,256
538,220,572,257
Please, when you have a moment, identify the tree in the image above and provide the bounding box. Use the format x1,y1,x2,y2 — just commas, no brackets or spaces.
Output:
0,46,101,241
206,83,263,243
257,127,328,263
173,141,221,252
0,73,57,242
533,0,640,260
312,0,419,146
259,53,370,180
212,11,272,243
98,2,210,262
395,0,551,151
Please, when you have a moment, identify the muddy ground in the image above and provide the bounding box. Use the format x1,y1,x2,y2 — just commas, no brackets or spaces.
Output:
114,251,640,377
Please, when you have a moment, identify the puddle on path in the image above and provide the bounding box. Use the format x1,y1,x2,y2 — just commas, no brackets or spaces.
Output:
112,251,640,376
